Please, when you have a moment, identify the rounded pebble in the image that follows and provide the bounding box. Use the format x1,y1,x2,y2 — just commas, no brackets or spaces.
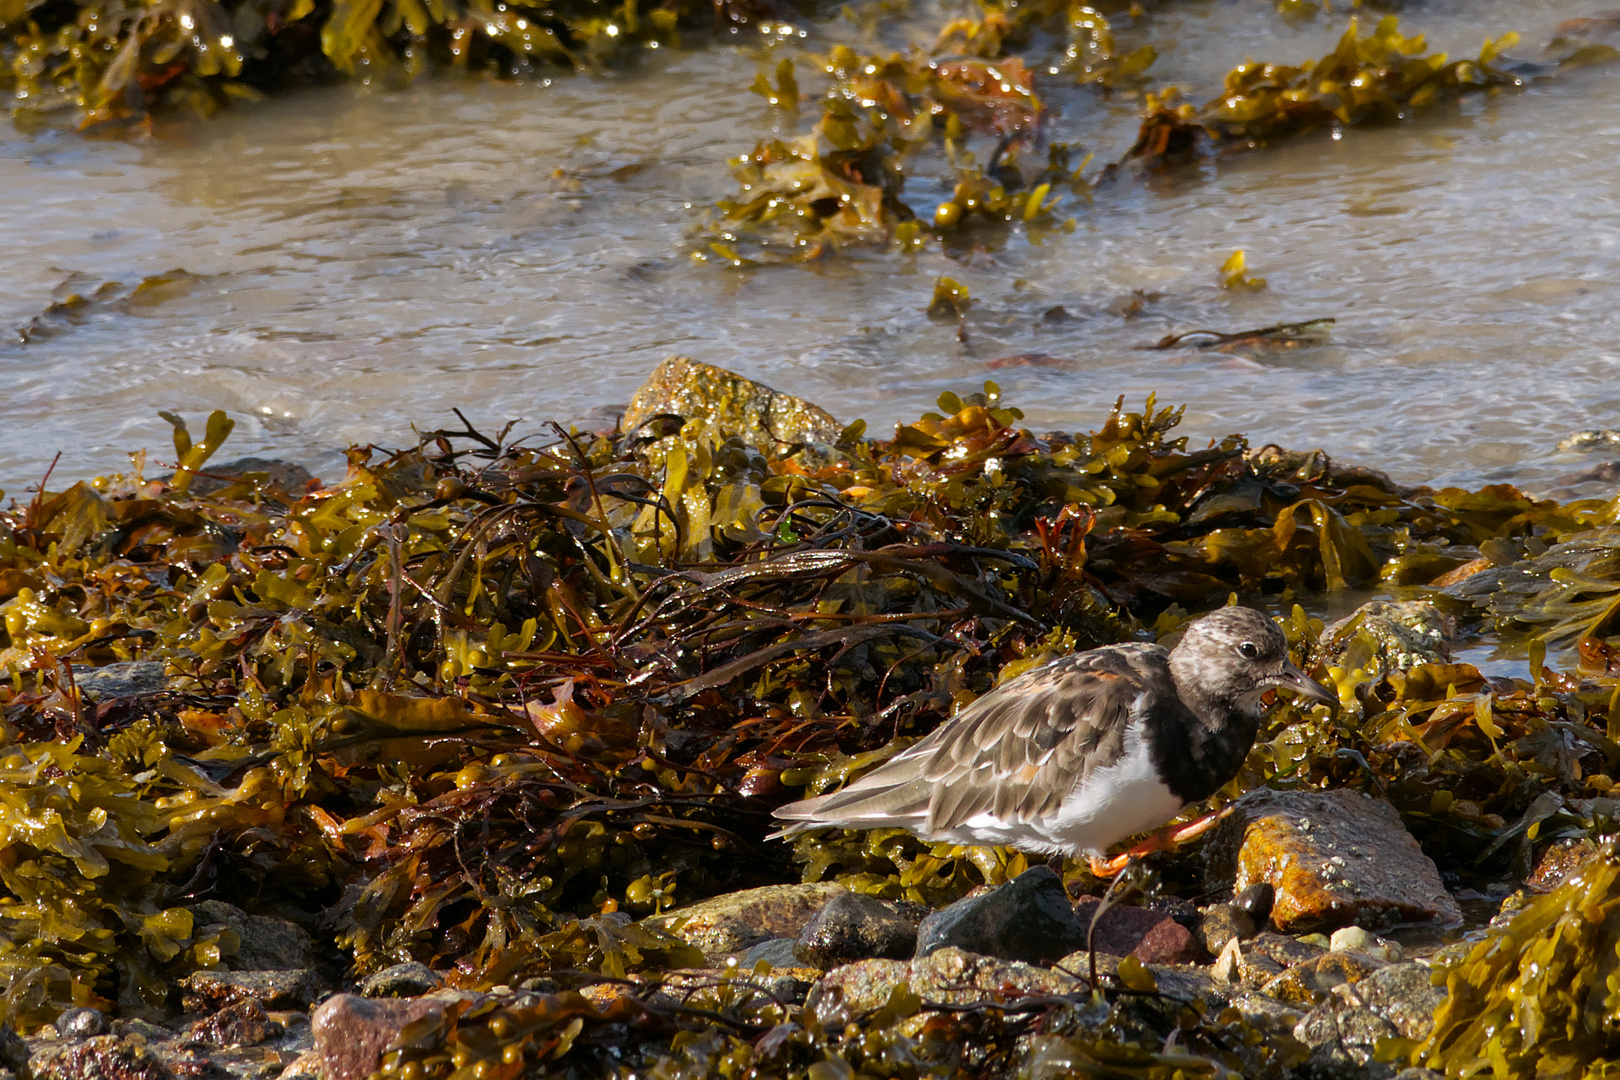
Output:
55,1008,108,1038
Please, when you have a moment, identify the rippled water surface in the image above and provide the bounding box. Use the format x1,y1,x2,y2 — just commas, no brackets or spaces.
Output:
3,0,1619,493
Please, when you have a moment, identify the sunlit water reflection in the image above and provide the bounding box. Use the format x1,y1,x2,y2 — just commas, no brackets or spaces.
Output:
3,0,1619,497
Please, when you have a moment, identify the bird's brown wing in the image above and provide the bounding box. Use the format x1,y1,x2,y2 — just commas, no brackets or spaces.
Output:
770,643,1175,836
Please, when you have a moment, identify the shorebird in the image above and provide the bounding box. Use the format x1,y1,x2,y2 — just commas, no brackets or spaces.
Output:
770,606,1336,875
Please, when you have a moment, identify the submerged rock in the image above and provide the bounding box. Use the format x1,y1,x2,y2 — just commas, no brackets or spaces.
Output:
794,891,917,968
643,882,846,958
914,866,1085,965
1207,788,1462,932
621,357,844,451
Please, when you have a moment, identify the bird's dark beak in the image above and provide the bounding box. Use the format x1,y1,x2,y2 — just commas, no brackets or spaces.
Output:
1276,660,1337,707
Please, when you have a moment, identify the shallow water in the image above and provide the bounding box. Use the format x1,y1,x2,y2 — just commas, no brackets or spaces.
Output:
3,0,1620,496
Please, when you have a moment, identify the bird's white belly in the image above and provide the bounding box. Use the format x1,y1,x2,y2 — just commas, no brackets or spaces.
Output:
941,722,1187,857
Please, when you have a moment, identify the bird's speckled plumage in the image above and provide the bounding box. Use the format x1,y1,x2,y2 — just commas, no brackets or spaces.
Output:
770,607,1334,857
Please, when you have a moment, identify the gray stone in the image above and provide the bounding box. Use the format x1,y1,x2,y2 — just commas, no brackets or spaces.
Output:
643,882,846,958
71,663,166,703
794,892,916,968
1343,962,1446,1040
1197,904,1255,956
915,867,1085,965
1292,962,1446,1080
357,963,442,999
53,1011,106,1040
740,938,802,971
310,995,452,1080
192,903,314,972
32,1037,174,1080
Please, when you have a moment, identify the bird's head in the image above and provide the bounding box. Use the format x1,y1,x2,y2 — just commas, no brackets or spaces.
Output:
1168,607,1337,718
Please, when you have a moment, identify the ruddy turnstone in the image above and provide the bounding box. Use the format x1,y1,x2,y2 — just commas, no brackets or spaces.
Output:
770,606,1335,871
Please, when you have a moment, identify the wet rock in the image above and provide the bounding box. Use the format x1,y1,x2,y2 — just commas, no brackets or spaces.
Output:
1129,918,1206,965
1261,951,1383,1007
915,866,1085,965
1249,931,1327,968
70,663,166,703
183,1001,275,1048
1293,962,1445,1080
622,357,844,451
1320,600,1449,676
310,995,453,1080
191,903,314,972
739,938,800,971
643,882,846,958
1329,926,1401,962
1233,881,1275,924
357,963,442,999
794,892,916,968
1530,837,1601,889
182,970,317,1012
33,1037,175,1080
54,1012,107,1040
817,946,1086,1018
1197,904,1256,956
0,1025,30,1080
1558,429,1620,453
1211,939,1286,990
183,457,315,497
1207,788,1462,932
1069,897,1183,957
651,968,818,1010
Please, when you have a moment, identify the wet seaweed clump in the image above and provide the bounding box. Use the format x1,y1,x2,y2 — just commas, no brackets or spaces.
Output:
0,0,738,126
1407,842,1620,1079
7,359,1620,1072
1131,17,1522,168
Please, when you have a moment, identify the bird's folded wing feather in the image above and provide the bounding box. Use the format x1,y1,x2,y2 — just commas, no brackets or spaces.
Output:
772,643,1172,834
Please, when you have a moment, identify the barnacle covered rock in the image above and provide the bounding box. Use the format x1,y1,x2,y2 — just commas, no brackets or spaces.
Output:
1207,789,1461,933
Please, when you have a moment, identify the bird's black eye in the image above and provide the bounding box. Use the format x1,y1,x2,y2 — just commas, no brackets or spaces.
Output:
1238,641,1261,660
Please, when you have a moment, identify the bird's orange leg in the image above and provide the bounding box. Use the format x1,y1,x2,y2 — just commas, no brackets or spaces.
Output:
1086,804,1236,878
